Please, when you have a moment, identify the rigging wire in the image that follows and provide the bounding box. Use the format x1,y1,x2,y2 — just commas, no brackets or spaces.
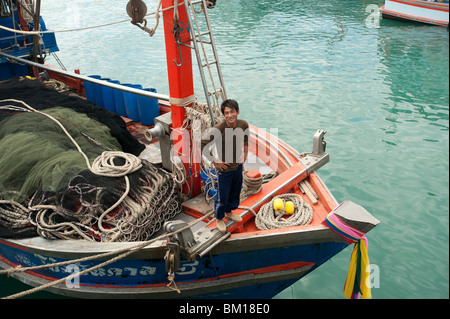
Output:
0,1,182,35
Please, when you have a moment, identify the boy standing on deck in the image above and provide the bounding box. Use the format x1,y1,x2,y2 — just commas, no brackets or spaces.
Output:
201,99,249,233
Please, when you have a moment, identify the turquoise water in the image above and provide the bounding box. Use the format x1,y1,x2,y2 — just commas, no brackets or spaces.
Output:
1,0,449,299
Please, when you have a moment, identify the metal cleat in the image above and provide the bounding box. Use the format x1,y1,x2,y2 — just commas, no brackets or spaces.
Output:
298,130,330,175
312,129,327,156
164,220,196,250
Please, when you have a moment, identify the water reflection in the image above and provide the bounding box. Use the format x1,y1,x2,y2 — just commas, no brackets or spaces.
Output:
376,25,449,129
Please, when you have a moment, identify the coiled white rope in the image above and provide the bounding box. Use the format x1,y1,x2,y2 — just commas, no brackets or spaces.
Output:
255,193,313,230
91,151,142,177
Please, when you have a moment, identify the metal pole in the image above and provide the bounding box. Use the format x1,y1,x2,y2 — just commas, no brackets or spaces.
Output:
32,0,41,62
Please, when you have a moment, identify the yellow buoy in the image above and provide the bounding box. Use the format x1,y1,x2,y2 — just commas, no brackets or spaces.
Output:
285,201,295,215
273,198,284,211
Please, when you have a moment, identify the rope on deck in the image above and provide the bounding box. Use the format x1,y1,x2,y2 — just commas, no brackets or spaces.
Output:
255,193,313,230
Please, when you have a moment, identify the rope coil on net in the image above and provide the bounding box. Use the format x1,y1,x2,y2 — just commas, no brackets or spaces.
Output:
91,151,142,177
255,193,313,230
23,159,182,242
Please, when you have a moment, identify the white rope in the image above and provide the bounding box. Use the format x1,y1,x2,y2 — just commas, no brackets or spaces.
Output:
0,1,182,35
170,155,187,185
169,94,197,107
91,151,142,177
0,18,131,35
255,193,313,230
181,100,223,199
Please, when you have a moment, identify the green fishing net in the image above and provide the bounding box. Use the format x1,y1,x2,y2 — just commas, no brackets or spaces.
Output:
0,107,122,201
0,98,182,241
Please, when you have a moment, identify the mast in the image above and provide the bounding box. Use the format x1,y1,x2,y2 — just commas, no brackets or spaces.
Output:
161,0,201,197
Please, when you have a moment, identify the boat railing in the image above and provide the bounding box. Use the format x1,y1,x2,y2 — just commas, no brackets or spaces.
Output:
0,51,170,102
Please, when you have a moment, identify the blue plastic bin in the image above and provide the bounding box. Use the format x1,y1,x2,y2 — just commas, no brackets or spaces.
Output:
102,80,120,113
114,83,128,117
123,84,142,121
83,75,101,104
94,77,110,108
138,88,160,126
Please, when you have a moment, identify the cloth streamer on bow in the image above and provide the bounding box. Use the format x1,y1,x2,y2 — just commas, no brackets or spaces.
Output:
323,200,372,299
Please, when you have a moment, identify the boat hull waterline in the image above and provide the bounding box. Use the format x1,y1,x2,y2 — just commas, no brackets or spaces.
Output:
0,230,348,298
381,0,449,26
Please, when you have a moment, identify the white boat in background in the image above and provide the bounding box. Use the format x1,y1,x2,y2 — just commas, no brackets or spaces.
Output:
381,0,449,26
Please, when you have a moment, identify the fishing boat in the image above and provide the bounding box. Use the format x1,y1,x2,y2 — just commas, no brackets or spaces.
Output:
0,0,379,299
381,0,449,26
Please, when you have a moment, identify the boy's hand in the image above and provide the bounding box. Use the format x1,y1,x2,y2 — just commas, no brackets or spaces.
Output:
238,146,249,164
214,160,230,171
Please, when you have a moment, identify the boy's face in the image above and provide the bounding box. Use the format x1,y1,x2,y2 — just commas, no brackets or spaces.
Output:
223,106,239,127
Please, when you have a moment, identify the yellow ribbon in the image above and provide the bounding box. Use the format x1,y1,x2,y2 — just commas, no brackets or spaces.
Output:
344,239,372,299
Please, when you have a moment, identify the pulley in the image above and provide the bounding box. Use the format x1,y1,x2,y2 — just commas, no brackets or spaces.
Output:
126,0,148,26
164,241,181,274
164,241,181,293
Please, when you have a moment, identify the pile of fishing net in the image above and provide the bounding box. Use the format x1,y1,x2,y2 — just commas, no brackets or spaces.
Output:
0,78,182,241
